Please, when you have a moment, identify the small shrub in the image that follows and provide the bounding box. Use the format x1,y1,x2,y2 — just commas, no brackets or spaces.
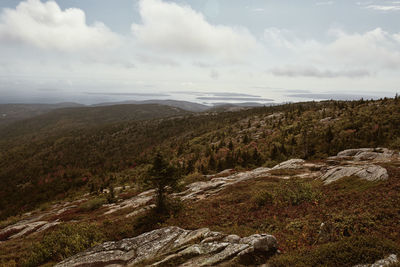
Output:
268,235,400,267
264,160,279,168
0,259,17,267
79,197,107,212
275,179,320,206
252,190,274,207
39,202,52,211
182,172,207,186
0,215,21,229
132,197,183,237
329,175,382,193
24,223,104,267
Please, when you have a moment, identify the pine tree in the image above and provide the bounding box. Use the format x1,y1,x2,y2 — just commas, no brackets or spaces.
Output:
208,154,217,170
147,153,180,213
325,126,334,154
243,134,250,144
228,140,234,151
270,144,279,160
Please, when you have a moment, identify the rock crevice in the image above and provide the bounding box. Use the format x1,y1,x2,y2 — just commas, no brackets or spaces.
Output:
55,226,278,267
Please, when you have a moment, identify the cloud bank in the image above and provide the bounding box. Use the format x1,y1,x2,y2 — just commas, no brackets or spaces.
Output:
270,65,371,78
264,27,400,77
0,0,120,52
131,0,258,62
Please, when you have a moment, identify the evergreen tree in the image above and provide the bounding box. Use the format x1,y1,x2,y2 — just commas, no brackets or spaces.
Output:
243,134,250,144
147,153,180,212
208,154,217,171
270,144,279,160
325,126,334,154
228,140,234,151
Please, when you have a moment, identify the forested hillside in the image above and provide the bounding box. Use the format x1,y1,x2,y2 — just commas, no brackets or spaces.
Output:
0,98,400,219
0,103,83,129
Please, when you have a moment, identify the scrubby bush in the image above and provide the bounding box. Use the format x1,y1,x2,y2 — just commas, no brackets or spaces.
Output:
269,235,400,267
182,172,206,186
253,179,320,208
276,179,320,206
24,223,104,267
132,197,183,237
78,197,107,211
252,190,274,207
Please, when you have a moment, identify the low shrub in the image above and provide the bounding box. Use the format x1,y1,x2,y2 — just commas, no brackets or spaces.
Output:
252,179,320,207
275,179,320,206
268,235,400,267
328,175,382,193
0,215,21,229
132,197,183,237
78,197,107,212
252,190,274,207
0,259,17,267
181,172,207,186
24,223,104,267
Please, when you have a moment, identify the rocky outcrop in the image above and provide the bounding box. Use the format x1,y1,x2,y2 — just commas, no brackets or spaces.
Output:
0,200,83,241
104,189,155,215
55,226,278,267
2,147,397,243
320,164,388,184
331,148,398,162
271,159,305,170
175,167,271,201
354,254,398,267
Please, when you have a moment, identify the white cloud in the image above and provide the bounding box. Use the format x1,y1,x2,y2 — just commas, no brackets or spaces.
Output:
131,0,258,62
270,65,371,78
263,28,319,51
326,28,400,69
365,4,400,11
264,27,400,75
0,0,120,52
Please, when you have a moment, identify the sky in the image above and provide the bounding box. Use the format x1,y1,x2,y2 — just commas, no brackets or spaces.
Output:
0,0,399,105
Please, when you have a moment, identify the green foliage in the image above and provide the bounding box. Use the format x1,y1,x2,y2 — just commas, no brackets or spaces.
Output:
1,98,400,218
24,223,104,267
276,180,321,206
252,190,274,207
131,197,183,237
0,215,22,230
0,259,17,267
252,179,320,207
269,235,400,267
182,172,207,186
78,197,107,212
328,175,383,193
145,153,182,212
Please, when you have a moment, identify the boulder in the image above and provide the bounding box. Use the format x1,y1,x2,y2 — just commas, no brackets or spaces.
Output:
55,226,278,267
320,164,388,184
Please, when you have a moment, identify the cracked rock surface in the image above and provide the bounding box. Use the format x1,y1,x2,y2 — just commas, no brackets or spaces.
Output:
320,164,388,184
55,226,277,267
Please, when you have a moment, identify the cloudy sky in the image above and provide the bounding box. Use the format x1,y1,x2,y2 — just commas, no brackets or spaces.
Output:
0,0,399,104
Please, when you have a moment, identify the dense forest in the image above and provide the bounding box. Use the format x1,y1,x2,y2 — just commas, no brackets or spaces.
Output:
1,98,400,219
